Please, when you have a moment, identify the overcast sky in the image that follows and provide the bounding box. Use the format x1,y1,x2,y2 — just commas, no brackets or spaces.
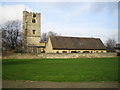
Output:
0,2,118,43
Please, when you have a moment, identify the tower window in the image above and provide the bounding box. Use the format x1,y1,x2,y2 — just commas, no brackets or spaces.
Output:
33,30,36,34
33,13,36,17
32,19,36,23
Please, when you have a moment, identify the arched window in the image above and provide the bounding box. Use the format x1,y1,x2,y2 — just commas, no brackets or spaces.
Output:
33,13,36,17
32,19,36,23
33,30,36,34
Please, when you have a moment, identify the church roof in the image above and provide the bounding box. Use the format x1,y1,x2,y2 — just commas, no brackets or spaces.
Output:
50,36,106,50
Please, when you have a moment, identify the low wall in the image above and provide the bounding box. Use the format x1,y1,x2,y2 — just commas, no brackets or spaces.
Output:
2,53,117,59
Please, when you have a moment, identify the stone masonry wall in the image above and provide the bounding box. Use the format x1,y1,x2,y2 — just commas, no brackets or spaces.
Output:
2,53,117,59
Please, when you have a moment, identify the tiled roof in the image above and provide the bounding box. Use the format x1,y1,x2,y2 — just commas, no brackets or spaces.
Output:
50,36,106,50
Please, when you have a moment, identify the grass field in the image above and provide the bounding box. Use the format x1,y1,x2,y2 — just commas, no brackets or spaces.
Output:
2,58,118,82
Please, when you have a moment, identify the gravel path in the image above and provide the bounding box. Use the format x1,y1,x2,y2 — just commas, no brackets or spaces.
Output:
2,80,119,88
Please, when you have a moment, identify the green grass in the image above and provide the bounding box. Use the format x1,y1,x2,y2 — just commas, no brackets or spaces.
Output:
2,58,118,82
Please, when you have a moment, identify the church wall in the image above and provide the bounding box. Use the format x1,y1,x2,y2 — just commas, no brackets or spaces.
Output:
45,38,54,53
74,50,107,53
27,46,42,53
39,42,46,46
52,50,106,53
27,37,40,46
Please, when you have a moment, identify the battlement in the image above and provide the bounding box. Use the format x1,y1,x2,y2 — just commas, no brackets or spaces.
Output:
23,11,40,15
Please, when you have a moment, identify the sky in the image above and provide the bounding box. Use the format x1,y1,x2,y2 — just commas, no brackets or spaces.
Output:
0,1,118,44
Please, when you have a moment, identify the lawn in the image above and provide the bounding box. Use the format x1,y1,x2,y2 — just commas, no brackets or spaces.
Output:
2,58,118,82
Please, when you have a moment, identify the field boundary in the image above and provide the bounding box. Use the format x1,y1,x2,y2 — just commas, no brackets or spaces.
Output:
2,53,117,59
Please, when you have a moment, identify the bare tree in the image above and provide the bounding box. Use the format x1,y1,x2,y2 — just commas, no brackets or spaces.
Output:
41,31,60,42
106,38,116,52
41,33,47,42
0,30,2,51
2,20,22,51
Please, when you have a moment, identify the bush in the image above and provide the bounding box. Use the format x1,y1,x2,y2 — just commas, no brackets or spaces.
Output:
14,49,25,53
117,52,120,56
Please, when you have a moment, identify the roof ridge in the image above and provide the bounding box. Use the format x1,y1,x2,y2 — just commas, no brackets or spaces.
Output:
50,36,100,39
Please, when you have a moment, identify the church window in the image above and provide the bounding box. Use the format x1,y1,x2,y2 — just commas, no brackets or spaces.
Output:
32,19,36,23
33,13,36,17
62,51,67,53
56,51,59,53
33,30,36,34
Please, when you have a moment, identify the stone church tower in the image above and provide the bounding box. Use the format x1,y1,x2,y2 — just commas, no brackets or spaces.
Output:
22,11,41,52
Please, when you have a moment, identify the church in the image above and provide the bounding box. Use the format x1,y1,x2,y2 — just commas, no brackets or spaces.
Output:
22,11,107,53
